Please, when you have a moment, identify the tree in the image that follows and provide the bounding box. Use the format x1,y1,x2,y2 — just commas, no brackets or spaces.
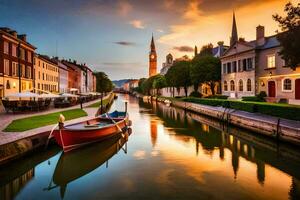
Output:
195,43,213,59
166,61,191,97
273,2,300,70
190,55,221,95
94,71,113,113
153,75,167,96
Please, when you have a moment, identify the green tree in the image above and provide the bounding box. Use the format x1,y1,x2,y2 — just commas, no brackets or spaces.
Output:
94,71,113,113
190,56,221,95
195,43,213,58
166,61,191,97
273,2,300,70
153,75,167,96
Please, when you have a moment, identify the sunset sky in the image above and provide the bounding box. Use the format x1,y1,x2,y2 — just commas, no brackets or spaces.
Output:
0,0,296,80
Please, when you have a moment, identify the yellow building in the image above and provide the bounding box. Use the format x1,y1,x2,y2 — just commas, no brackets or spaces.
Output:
34,54,59,93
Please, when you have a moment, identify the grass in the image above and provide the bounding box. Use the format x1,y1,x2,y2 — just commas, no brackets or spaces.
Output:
4,108,87,132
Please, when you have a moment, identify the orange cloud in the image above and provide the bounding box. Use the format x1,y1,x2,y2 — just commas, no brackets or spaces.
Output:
129,20,145,29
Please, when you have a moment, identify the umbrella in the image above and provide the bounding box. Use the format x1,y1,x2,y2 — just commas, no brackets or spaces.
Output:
60,93,79,98
5,91,39,98
39,93,61,98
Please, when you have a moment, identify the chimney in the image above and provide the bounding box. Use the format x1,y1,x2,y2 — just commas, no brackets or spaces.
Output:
256,25,265,46
18,34,27,42
9,30,18,38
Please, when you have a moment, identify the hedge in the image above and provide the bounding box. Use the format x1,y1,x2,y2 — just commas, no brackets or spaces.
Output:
182,97,300,121
242,96,265,102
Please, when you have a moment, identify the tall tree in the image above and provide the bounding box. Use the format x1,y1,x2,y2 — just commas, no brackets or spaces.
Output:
273,2,300,70
190,56,221,95
94,71,113,113
153,75,167,96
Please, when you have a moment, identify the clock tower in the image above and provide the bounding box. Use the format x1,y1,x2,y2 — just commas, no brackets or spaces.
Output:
149,35,157,77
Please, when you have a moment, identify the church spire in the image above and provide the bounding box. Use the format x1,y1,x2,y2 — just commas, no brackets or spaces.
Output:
230,11,238,46
194,45,198,57
151,33,156,51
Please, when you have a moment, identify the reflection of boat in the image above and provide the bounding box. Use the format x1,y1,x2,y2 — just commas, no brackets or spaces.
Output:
47,130,130,198
52,111,131,152
114,94,118,99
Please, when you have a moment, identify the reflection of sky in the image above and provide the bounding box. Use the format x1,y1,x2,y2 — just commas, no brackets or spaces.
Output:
0,0,296,80
10,94,298,199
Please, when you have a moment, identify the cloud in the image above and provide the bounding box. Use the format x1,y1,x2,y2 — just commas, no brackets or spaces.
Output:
102,62,141,67
117,0,132,16
114,41,136,46
129,20,145,29
157,29,164,33
173,45,194,52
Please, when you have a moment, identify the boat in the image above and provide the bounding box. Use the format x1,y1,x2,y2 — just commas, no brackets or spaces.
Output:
51,110,131,152
45,130,130,198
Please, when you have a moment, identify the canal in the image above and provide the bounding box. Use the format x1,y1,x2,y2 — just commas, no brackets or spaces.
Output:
1,94,300,200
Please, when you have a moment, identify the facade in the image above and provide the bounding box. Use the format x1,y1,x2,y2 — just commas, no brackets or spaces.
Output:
57,60,69,93
160,53,173,75
86,67,94,92
62,60,81,94
221,13,300,104
149,35,157,77
0,27,36,98
34,54,59,93
123,79,138,92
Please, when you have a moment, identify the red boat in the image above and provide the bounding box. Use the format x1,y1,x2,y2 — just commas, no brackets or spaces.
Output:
51,111,131,152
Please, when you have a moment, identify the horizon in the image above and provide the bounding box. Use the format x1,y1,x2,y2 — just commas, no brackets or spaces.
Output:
0,0,296,80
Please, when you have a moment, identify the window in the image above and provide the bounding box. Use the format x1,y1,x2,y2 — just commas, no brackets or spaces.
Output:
224,81,228,91
247,58,253,70
26,66,31,78
27,51,32,63
227,63,232,73
243,59,247,71
20,64,26,77
267,55,275,68
247,79,252,91
4,59,9,75
19,48,25,60
283,79,292,91
238,60,242,72
22,82,26,90
12,62,18,76
230,80,235,91
38,71,40,79
239,80,243,91
6,80,10,89
12,44,17,57
232,61,237,72
4,41,9,54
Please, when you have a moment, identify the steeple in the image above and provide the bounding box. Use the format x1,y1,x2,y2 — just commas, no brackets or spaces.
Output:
194,45,198,57
150,33,155,51
230,11,238,46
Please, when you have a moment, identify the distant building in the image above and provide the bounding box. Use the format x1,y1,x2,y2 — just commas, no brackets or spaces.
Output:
62,60,81,94
160,53,173,75
56,59,69,93
123,79,139,92
149,35,157,77
0,27,36,97
34,54,59,93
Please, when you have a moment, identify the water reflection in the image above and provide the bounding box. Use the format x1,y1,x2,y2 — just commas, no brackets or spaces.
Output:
46,131,130,199
139,99,300,199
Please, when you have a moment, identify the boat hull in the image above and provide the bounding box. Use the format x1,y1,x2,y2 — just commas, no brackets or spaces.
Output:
52,115,129,152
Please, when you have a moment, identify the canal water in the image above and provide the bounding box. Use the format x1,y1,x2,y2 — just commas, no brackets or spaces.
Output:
1,94,300,200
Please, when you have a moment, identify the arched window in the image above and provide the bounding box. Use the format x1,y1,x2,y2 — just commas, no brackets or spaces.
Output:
230,80,235,91
247,79,252,91
283,78,292,91
239,80,243,91
224,81,228,91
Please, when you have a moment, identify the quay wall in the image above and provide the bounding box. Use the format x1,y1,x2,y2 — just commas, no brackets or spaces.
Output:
141,95,300,146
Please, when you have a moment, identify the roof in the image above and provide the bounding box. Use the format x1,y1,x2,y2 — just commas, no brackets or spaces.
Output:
36,54,58,66
256,35,280,50
0,27,36,50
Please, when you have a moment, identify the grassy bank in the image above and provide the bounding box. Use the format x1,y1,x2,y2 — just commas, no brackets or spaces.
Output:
182,97,300,121
4,108,87,132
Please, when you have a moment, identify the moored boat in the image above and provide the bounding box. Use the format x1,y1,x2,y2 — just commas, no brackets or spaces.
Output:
51,110,131,152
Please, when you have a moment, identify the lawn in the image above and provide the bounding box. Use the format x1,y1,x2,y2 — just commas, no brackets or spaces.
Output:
87,94,114,108
4,108,87,132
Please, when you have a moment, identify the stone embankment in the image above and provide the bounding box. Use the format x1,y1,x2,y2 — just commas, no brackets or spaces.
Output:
142,95,300,146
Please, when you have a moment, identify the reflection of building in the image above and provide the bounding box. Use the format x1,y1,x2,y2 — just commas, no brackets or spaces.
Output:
150,119,158,147
149,35,157,77
0,169,34,200
34,54,59,93
0,27,36,98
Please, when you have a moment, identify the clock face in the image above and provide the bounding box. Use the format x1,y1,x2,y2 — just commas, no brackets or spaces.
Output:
150,54,155,59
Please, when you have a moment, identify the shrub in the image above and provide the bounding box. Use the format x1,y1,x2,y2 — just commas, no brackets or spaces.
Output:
206,95,229,99
255,103,300,121
189,91,202,98
183,97,225,107
229,101,257,112
242,96,265,102
257,91,267,100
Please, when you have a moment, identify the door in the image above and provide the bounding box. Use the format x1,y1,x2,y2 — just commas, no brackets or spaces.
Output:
268,81,276,97
295,79,300,99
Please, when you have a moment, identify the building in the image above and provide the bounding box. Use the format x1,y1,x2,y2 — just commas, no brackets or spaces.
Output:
123,79,139,92
34,54,59,93
0,27,36,98
221,12,300,104
56,59,69,93
160,53,173,75
149,35,157,77
86,67,94,92
62,60,81,94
